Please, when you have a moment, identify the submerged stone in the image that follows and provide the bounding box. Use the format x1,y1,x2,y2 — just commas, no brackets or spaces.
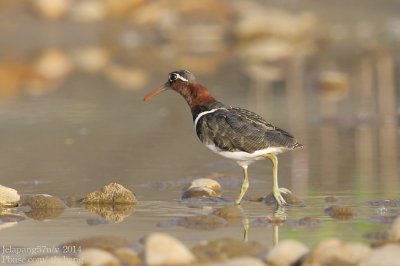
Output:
0,185,20,207
212,206,242,225
145,232,195,266
324,205,354,220
0,214,25,223
264,191,302,205
61,236,130,253
192,238,266,263
82,183,136,204
21,194,66,220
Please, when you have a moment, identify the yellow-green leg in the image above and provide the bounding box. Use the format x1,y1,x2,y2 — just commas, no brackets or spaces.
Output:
265,154,291,206
235,165,249,205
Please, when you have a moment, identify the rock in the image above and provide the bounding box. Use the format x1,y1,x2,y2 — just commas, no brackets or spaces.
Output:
79,248,120,266
32,0,71,20
303,238,371,266
266,240,309,266
114,248,141,266
0,214,25,223
203,257,265,266
212,206,242,225
145,232,195,266
61,236,130,253
33,49,73,80
182,178,222,199
176,215,227,230
296,216,320,227
192,238,266,263
387,216,400,242
324,205,354,220
25,256,79,266
318,71,349,101
325,196,338,203
360,244,400,266
264,191,302,206
21,194,66,220
84,203,135,223
82,183,136,204
0,185,20,207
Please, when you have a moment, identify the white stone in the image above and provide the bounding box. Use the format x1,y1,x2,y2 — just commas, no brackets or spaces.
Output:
0,184,20,206
79,248,120,266
266,240,309,266
188,178,221,192
145,232,195,266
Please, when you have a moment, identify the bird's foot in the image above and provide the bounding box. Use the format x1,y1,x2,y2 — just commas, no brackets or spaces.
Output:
272,187,291,206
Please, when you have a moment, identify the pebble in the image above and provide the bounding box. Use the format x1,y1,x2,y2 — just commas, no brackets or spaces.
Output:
145,232,195,266
69,0,108,23
33,49,73,80
192,238,266,263
114,247,141,266
325,196,338,203
212,206,242,225
264,191,302,206
387,216,400,242
324,205,354,220
105,64,148,91
202,257,265,266
0,185,20,207
78,248,120,266
82,183,136,204
21,194,66,220
360,244,400,266
266,240,309,266
182,178,222,199
32,0,71,20
71,46,110,73
303,238,371,266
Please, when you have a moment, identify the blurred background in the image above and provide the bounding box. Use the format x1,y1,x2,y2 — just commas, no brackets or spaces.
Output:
0,0,399,247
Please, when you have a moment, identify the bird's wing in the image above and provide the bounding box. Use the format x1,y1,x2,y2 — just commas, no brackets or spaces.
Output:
197,107,300,153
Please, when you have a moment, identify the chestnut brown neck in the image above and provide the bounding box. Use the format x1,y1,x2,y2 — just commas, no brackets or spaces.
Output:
173,82,215,108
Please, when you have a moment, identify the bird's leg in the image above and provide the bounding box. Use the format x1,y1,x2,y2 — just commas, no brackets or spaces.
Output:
235,165,249,205
265,154,290,206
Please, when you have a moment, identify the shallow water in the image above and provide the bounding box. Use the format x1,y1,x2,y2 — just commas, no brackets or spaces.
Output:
0,0,399,258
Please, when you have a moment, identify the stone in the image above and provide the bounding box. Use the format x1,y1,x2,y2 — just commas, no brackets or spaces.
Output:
25,256,79,266
387,216,400,242
182,178,222,199
71,46,110,73
325,196,338,203
176,215,227,230
0,185,20,207
360,244,400,266
266,240,309,266
303,238,371,266
33,49,73,80
62,236,130,253
114,248,141,266
105,64,148,91
212,206,242,225
21,194,66,220
145,232,195,266
264,191,302,206
78,248,120,266
82,183,136,204
203,257,265,266
192,238,266,263
324,205,354,220
69,0,108,23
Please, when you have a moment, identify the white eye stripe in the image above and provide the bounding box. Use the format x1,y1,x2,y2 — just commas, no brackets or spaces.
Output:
169,73,188,82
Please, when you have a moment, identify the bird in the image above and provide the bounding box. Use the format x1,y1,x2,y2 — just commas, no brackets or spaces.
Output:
144,70,302,206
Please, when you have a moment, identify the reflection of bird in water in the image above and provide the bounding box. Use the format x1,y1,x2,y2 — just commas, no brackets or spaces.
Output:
144,70,302,206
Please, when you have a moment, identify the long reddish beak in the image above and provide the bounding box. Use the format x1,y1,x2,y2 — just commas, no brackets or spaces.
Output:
143,84,168,101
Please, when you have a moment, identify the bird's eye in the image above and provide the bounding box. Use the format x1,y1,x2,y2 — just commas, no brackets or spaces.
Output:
169,73,178,82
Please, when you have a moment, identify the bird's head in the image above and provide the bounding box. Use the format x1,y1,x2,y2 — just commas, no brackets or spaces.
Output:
143,70,196,101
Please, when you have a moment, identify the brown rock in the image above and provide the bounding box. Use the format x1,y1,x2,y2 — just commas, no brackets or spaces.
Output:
212,206,242,225
176,215,227,230
82,183,136,204
325,205,354,220
181,187,220,199
84,204,135,223
114,248,141,266
264,191,302,206
21,194,66,220
192,238,266,263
